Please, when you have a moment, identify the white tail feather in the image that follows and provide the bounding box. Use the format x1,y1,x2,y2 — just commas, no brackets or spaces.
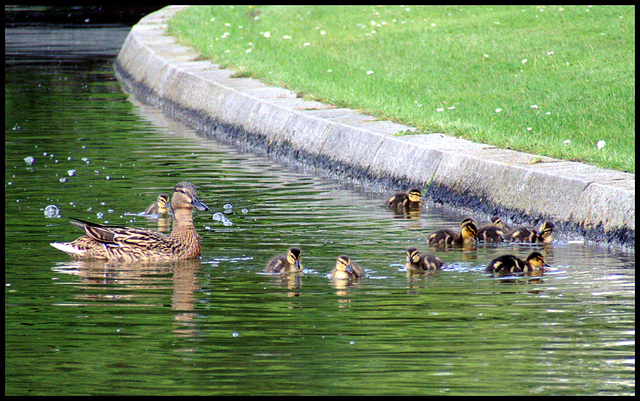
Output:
50,242,86,256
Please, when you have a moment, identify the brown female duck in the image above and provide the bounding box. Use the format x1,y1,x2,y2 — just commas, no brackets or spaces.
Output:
265,247,303,274
144,193,171,215
485,251,550,275
330,255,366,280
405,247,443,272
50,182,208,262
428,218,478,246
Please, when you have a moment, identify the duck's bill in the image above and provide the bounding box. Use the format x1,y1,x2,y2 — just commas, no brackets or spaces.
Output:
192,196,209,211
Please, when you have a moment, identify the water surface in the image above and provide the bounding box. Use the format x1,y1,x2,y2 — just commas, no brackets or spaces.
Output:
5,22,635,396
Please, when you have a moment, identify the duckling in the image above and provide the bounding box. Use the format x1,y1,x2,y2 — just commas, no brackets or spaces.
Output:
405,247,443,272
428,218,477,246
476,215,507,243
265,247,303,274
485,251,550,274
144,193,171,215
506,220,555,243
330,255,366,280
536,221,555,243
387,188,422,210
50,182,209,262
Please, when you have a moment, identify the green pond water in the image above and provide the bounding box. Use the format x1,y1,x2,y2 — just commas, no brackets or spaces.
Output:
5,22,635,396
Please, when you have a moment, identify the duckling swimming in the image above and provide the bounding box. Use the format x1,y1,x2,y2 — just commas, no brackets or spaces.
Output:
485,251,550,275
387,188,422,210
428,218,477,246
506,221,555,243
144,193,171,215
405,247,443,272
536,221,555,243
477,215,507,243
265,247,303,274
50,182,209,262
330,255,366,280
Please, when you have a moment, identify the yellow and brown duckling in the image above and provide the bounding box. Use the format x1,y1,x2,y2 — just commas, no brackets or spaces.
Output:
405,247,443,273
265,247,303,274
428,217,478,246
506,221,555,243
144,193,171,215
476,215,508,243
50,182,209,262
387,188,422,210
485,251,550,275
330,255,366,280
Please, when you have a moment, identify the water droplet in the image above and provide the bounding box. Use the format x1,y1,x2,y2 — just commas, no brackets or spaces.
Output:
24,156,35,165
241,208,249,214
223,203,233,209
67,169,76,176
59,177,67,183
232,331,240,337
96,212,104,219
44,205,61,218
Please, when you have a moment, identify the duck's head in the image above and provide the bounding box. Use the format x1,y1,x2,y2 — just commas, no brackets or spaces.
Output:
537,221,555,243
490,215,504,228
172,182,209,211
335,255,355,275
460,218,478,240
526,252,550,270
407,188,422,203
157,193,171,210
406,247,420,264
287,247,302,271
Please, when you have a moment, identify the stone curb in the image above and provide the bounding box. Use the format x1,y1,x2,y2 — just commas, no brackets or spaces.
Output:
114,6,635,249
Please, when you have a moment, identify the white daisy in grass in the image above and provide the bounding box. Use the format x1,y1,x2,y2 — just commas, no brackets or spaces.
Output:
596,140,606,150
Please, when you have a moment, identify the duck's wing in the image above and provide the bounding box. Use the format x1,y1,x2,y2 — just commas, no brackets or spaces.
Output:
69,218,168,249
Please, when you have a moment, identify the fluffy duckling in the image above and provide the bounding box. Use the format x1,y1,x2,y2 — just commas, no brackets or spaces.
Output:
265,248,303,274
536,221,555,243
405,247,443,272
144,193,171,215
428,218,478,246
476,215,507,243
50,182,208,262
506,221,555,243
330,255,366,280
485,251,550,275
387,188,422,210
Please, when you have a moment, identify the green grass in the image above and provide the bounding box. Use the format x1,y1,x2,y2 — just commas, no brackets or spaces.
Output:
168,5,635,173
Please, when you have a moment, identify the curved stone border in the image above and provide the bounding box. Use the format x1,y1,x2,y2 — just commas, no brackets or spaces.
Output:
114,6,634,249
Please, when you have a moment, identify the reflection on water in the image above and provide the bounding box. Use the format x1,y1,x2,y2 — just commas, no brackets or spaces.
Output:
5,23,634,396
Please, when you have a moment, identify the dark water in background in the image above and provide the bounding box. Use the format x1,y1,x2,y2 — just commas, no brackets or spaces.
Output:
5,21,635,396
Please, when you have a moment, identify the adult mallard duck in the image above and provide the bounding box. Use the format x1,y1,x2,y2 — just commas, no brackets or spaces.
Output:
506,221,555,243
477,215,507,243
265,247,303,274
144,193,171,215
330,255,366,280
405,247,443,272
485,251,550,275
387,188,422,210
428,218,477,246
50,182,209,262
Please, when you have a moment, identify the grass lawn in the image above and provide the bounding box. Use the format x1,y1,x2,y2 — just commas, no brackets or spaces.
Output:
168,5,635,173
